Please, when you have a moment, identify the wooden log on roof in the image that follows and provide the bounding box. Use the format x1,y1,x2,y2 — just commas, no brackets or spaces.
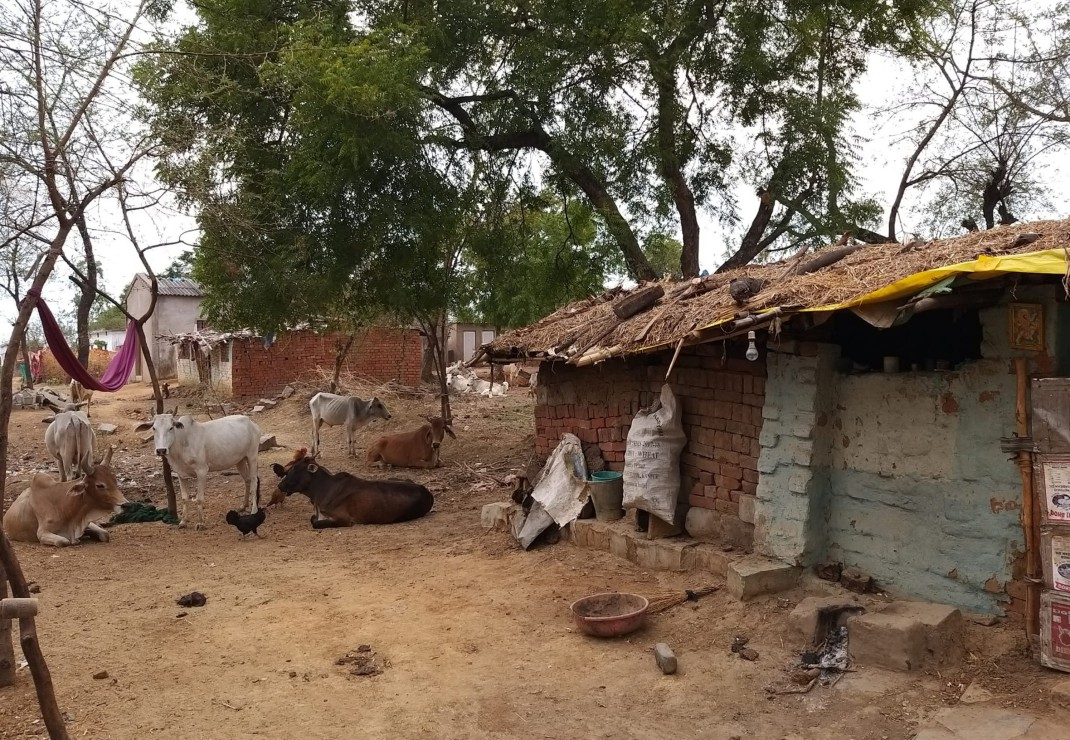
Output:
613,284,665,320
791,243,867,276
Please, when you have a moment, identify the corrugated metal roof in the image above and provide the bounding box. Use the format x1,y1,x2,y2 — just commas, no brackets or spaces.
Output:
137,274,203,297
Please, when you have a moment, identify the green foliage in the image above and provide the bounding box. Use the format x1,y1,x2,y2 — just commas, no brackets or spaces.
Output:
642,232,683,280
89,301,127,331
457,193,624,329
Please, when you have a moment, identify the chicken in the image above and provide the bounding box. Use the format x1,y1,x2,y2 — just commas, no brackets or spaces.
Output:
225,479,266,538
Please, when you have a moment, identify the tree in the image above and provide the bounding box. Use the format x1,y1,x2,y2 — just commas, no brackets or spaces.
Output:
0,0,164,721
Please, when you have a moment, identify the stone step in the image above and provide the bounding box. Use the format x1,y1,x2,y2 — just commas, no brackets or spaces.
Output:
847,600,965,672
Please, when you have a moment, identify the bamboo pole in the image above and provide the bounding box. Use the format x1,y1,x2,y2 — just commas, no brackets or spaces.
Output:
1014,357,1040,642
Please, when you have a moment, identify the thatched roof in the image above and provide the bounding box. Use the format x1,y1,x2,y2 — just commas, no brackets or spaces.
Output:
486,218,1070,366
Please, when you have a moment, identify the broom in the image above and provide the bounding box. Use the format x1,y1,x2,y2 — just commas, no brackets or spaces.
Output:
646,585,720,614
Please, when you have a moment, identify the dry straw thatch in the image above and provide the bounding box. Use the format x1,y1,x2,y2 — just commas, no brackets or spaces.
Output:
487,218,1070,363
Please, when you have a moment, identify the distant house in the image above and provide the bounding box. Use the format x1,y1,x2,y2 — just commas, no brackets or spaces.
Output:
88,328,127,352
166,327,422,398
447,323,501,364
125,274,204,380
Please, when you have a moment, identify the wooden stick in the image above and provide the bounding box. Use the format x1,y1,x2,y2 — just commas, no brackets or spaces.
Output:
1015,357,1040,642
20,617,70,740
0,598,39,618
0,531,68,739
0,562,12,687
665,337,687,380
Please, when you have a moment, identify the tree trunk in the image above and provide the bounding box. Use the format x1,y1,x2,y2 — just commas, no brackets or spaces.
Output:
73,215,97,368
653,76,700,278
329,333,357,393
720,190,776,272
0,561,12,687
0,230,73,737
420,334,435,383
133,321,177,517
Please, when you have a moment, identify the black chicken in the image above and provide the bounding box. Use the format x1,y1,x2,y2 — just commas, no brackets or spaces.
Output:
225,479,266,538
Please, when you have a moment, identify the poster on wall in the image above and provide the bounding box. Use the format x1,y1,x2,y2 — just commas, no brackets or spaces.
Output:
1042,527,1070,592
1041,458,1070,523
1009,302,1044,351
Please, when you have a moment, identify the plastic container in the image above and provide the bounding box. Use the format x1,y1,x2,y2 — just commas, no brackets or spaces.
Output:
588,471,625,521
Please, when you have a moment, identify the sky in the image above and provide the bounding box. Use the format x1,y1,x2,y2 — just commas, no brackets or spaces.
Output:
3,3,1068,337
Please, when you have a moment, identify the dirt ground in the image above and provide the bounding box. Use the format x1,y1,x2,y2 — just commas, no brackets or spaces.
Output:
0,381,1066,739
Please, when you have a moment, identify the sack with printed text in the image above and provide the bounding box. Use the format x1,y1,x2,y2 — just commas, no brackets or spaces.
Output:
622,383,687,523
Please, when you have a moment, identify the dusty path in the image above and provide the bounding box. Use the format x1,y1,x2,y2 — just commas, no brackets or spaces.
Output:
0,383,1065,739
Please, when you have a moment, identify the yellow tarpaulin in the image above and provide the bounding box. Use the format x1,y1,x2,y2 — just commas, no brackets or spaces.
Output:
804,248,1069,312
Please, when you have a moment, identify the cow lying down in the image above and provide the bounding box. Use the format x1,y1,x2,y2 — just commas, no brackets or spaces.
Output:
3,446,127,547
272,451,433,529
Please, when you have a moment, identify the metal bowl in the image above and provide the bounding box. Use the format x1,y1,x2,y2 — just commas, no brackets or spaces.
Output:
569,592,649,638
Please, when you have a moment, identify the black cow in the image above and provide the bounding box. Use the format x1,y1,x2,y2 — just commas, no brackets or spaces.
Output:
271,454,433,529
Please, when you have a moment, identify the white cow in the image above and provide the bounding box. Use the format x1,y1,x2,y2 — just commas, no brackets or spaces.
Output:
481,381,509,397
309,392,391,458
42,408,94,482
447,373,471,395
135,409,262,529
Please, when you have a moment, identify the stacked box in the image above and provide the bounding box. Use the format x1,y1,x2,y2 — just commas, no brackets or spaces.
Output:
1040,591,1070,672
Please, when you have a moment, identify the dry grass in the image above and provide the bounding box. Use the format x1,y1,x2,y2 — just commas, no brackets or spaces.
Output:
491,218,1070,359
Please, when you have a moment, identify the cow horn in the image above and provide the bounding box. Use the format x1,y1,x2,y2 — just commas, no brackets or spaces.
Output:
101,445,114,467
169,405,179,416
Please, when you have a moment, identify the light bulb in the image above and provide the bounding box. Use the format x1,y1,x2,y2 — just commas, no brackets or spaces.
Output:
745,331,759,362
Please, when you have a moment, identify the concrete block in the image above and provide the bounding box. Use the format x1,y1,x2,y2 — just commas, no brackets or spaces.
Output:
738,494,757,525
97,423,118,435
609,527,633,562
258,434,277,452
727,556,801,600
571,519,611,551
787,596,865,646
480,502,517,532
654,643,677,674
682,545,730,576
761,404,780,421
847,601,965,672
759,429,780,448
633,538,698,571
757,455,780,474
788,469,812,494
252,405,266,413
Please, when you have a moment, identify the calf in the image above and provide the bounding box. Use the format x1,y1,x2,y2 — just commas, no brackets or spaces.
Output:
366,416,456,469
69,379,94,417
309,392,391,457
135,409,262,529
42,408,94,481
3,446,127,547
271,454,433,528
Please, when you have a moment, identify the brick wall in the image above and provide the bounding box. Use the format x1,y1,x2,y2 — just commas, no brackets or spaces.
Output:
230,328,422,398
534,341,765,531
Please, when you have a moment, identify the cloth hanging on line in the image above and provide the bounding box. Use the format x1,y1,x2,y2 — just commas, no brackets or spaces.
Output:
26,288,140,392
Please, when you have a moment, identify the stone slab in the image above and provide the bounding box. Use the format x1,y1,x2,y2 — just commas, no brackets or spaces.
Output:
726,556,801,600
681,545,730,576
97,423,118,435
786,595,865,646
919,706,1038,740
847,601,964,672
258,435,277,452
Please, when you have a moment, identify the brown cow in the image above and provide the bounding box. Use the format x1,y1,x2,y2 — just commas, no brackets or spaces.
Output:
271,454,433,529
366,416,456,469
3,446,126,546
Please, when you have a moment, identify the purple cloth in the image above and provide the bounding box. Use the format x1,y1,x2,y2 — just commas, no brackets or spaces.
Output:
28,289,139,392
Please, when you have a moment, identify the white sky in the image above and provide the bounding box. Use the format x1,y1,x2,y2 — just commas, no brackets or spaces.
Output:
3,7,1068,335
